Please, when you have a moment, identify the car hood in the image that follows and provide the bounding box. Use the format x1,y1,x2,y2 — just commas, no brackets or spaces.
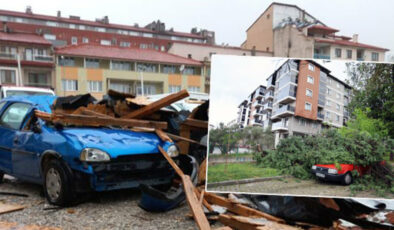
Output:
59,128,162,158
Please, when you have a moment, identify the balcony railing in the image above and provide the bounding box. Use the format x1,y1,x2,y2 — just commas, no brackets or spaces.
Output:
25,54,54,62
267,82,275,90
357,58,364,61
256,90,264,99
263,102,273,110
314,53,330,59
272,120,288,131
0,52,17,60
252,100,263,108
264,91,274,100
317,112,324,120
272,105,295,118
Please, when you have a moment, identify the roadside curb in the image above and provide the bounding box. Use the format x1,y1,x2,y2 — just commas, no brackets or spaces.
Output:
207,175,290,187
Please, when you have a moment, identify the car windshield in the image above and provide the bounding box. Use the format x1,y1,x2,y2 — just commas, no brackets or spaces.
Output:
6,90,53,97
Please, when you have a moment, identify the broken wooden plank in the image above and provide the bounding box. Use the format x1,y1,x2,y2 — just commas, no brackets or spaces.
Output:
0,221,60,230
155,129,173,143
166,133,205,146
219,215,299,230
182,174,211,230
158,146,185,177
108,89,135,99
183,118,208,129
36,111,168,129
218,214,262,230
73,107,112,118
178,125,191,154
319,198,340,211
122,89,189,119
204,192,284,223
198,158,207,185
0,204,25,215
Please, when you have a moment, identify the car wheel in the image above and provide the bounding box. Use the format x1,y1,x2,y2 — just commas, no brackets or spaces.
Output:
43,160,74,206
342,172,353,185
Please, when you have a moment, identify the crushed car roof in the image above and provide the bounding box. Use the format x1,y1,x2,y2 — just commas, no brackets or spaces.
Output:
2,95,56,113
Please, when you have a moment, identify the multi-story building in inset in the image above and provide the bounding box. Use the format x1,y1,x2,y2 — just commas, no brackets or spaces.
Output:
238,59,351,146
0,30,55,89
237,85,266,128
242,2,389,61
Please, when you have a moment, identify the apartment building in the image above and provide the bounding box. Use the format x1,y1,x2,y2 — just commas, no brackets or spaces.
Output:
237,85,266,128
55,44,204,99
242,2,389,61
0,30,55,88
237,59,351,146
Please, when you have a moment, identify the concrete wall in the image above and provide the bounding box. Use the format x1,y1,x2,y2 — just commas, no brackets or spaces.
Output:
287,116,322,135
243,4,274,52
273,25,314,58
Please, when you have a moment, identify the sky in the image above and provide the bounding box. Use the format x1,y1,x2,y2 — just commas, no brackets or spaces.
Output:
208,55,350,126
2,0,394,58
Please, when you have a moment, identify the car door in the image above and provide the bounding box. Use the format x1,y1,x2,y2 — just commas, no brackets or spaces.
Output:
0,102,31,175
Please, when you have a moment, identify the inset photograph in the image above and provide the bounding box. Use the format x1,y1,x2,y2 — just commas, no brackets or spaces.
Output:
207,55,393,199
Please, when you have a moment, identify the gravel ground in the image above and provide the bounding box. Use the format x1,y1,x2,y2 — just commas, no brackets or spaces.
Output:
207,177,393,199
0,175,200,230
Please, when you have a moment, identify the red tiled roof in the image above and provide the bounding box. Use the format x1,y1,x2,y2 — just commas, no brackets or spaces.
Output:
308,25,339,34
55,44,202,66
0,9,204,39
315,39,389,51
0,31,51,45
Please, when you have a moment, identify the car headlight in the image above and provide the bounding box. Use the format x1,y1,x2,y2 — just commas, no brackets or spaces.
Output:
328,168,338,174
167,145,179,158
80,148,110,162
312,165,317,170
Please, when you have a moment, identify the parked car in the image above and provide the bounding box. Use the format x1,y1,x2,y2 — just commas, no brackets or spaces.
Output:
311,164,371,185
0,95,188,206
0,85,55,99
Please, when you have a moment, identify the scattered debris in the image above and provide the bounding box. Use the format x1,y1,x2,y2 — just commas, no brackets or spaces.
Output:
0,221,60,230
0,203,25,215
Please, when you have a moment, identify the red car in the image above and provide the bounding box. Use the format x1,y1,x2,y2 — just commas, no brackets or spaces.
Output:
311,164,371,185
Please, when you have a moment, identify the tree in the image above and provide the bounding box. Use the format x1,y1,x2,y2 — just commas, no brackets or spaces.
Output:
241,126,274,153
346,63,394,138
209,123,241,154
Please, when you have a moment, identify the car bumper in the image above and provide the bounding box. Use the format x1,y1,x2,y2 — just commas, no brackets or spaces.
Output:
73,154,175,192
311,169,345,182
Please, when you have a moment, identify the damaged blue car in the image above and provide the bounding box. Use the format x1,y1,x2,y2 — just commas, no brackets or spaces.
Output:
0,96,195,206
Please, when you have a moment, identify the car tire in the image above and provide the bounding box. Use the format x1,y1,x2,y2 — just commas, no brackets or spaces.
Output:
43,160,74,206
342,172,353,185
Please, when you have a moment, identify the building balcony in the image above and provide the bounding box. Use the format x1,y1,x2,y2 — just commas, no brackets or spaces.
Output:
256,91,264,99
25,54,54,62
271,105,295,120
343,111,349,118
317,112,324,120
275,92,296,104
263,102,273,111
252,100,263,108
272,120,288,131
0,52,17,60
313,53,330,60
267,82,275,90
264,91,274,100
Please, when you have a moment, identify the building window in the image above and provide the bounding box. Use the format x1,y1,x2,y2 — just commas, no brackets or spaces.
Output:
336,115,340,122
0,69,16,85
71,37,77,45
183,67,195,75
346,50,352,59
336,104,341,111
329,78,332,84
336,82,340,88
136,85,156,95
87,81,103,92
120,41,131,47
169,85,181,93
327,88,331,95
61,79,78,91
326,100,331,107
28,73,49,87
140,44,148,49
100,40,111,46
136,63,157,72
59,57,75,66
307,76,314,84
44,34,56,40
161,46,166,51
188,86,200,92
308,63,315,71
336,93,340,99
371,52,379,61
298,118,306,126
305,102,312,111
335,48,342,58
306,89,313,97
85,59,99,68
82,37,89,43
162,65,177,74
111,61,131,71
326,111,330,119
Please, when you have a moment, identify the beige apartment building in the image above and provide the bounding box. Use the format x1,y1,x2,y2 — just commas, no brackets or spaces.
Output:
242,2,389,61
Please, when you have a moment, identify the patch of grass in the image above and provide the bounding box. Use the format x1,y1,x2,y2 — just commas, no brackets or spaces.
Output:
207,162,281,183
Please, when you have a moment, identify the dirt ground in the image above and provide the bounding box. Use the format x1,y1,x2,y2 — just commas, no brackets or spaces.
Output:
207,177,393,199
0,175,200,230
